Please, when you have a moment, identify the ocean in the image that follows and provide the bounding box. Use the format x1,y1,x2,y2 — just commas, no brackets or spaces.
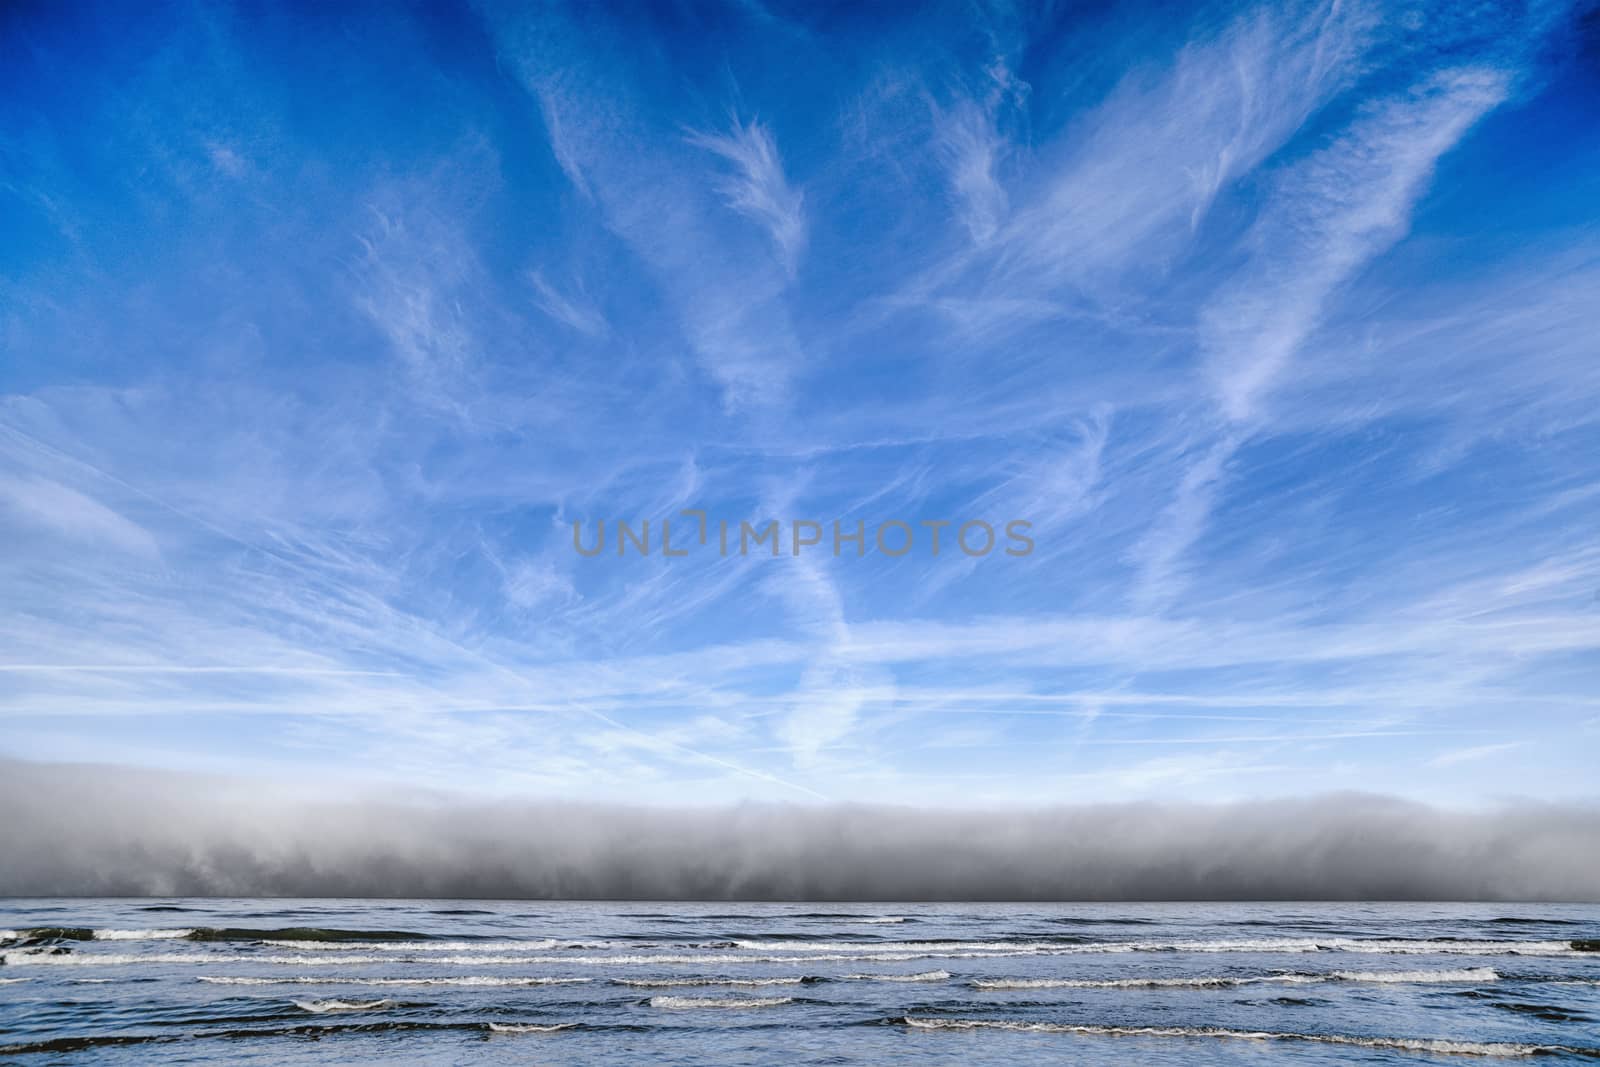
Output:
1,900,1597,1063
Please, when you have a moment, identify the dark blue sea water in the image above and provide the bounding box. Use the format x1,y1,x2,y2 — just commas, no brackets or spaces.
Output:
2,900,1597,1063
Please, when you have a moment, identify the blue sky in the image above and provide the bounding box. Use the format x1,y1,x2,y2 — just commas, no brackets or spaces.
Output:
2,0,1598,806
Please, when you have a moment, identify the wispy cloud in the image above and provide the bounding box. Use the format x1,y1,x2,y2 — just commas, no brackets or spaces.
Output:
688,117,807,275
1429,741,1528,768
1204,67,1512,424
487,18,803,411
0,0,1594,810
0,475,160,558
1135,63,1514,611
528,271,608,338
931,51,1027,246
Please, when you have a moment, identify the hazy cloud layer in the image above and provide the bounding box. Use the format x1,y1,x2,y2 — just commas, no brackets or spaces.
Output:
3,761,1596,901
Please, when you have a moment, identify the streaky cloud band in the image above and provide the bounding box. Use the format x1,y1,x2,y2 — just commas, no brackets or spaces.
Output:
2,760,1596,901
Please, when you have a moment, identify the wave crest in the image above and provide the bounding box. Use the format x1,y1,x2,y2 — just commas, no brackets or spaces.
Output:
292,998,396,1013
899,1018,1567,1056
650,995,794,1009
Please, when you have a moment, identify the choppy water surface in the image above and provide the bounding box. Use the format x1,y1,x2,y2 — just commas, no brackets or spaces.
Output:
2,900,1597,1064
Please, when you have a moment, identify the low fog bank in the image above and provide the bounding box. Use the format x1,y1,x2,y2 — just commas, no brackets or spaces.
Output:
2,760,1597,900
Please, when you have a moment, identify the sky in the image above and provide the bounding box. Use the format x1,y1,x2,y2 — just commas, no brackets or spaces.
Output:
1,0,1598,808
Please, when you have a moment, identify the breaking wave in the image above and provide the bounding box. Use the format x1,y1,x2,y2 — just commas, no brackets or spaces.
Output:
199,975,591,987
898,1018,1580,1057
650,995,795,1009
90,929,196,941
972,967,1500,989
612,976,816,987
0,926,432,946
292,998,396,1013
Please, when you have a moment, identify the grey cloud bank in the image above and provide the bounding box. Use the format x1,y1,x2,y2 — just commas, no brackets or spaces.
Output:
2,761,1597,901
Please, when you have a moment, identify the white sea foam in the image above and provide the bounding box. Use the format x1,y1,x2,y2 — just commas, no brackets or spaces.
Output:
612,976,810,987
1115,938,1570,957
92,929,195,941
901,1018,1559,1056
288,998,390,1017
261,939,573,952
1327,968,1499,984
199,975,590,986
3,939,1568,972
974,975,1246,989
972,967,1500,990
0,978,28,985
843,970,950,982
732,939,1059,954
487,1022,576,1033
650,995,794,1009
0,949,842,967
729,937,1573,957
240,950,1022,967
1,952,256,967
292,998,396,1013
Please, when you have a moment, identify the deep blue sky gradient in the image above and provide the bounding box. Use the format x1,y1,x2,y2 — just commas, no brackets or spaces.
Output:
2,0,1598,803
